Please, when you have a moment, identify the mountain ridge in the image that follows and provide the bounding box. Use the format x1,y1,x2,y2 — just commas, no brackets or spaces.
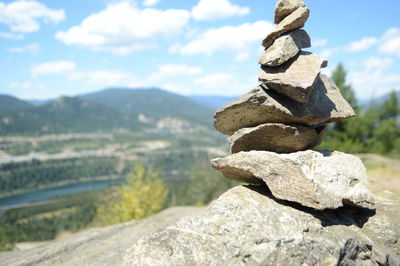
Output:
0,88,214,136
0,95,33,114
79,88,213,124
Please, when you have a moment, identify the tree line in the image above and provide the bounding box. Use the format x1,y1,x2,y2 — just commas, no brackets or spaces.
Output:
319,64,399,156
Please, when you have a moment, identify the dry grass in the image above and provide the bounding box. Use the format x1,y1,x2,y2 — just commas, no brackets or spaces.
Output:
357,154,400,195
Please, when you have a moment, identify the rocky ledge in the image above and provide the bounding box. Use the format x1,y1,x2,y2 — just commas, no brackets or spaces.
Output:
124,186,400,266
1,186,398,265
0,207,201,266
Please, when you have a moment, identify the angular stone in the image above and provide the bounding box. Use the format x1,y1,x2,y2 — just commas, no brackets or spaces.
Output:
262,7,310,48
259,52,325,103
124,186,400,266
214,74,355,135
0,207,202,265
228,123,325,154
211,150,375,210
275,0,305,24
259,29,311,67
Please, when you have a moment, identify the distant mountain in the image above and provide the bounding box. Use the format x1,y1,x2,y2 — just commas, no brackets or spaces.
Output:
0,95,33,114
79,88,214,126
358,91,400,110
0,97,139,135
28,99,53,106
189,95,236,109
0,88,216,136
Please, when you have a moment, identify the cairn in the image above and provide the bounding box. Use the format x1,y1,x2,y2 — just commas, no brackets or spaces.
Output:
211,0,374,210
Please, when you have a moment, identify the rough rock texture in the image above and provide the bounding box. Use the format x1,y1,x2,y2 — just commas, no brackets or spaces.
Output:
211,150,375,210
259,30,311,67
124,186,400,266
228,123,325,154
274,0,305,24
214,74,355,135
262,7,310,48
259,52,326,103
0,207,201,266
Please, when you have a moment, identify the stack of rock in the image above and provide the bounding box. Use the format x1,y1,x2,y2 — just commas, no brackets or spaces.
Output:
211,0,374,210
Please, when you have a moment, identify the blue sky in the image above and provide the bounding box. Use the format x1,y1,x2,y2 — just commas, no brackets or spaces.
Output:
0,0,399,100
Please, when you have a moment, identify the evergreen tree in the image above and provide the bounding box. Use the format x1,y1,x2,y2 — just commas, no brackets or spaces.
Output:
320,64,400,156
372,90,400,154
331,63,358,109
379,90,399,120
330,64,359,135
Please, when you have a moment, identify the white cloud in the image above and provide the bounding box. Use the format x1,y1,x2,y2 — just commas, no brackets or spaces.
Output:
8,81,32,89
363,56,393,70
148,64,203,82
378,28,400,57
0,31,23,39
31,61,76,77
235,52,250,62
193,72,253,95
0,0,65,33
56,1,190,54
160,82,191,95
169,21,273,61
8,43,39,54
192,0,250,21
142,0,159,7
194,73,234,88
69,70,142,88
321,67,333,77
344,37,378,52
349,57,400,99
313,39,327,47
349,70,400,99
319,49,333,58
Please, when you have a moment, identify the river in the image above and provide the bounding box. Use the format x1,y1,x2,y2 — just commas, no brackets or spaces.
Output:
0,178,126,210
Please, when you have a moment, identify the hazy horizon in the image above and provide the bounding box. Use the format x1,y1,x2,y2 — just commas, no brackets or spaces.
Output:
1,0,399,100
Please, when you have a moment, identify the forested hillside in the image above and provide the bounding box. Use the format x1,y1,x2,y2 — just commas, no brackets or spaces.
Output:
79,88,214,126
0,95,32,114
0,97,139,135
0,89,214,136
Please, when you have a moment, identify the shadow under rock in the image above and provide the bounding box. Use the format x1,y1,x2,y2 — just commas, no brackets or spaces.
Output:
245,185,376,228
261,74,339,118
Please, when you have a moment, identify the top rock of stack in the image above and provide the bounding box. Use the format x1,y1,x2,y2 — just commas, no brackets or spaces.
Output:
275,0,306,24
263,6,310,48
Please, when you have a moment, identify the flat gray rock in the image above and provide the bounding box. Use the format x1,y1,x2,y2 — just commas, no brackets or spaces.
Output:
214,74,355,135
275,0,305,24
262,7,310,48
211,150,375,210
124,186,399,265
228,123,325,154
259,29,311,67
0,207,201,266
259,52,325,103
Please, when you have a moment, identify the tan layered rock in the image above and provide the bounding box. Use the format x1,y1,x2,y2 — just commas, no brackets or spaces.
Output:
275,0,305,24
214,75,355,135
262,7,310,48
259,29,311,67
124,186,400,266
259,52,326,103
228,123,325,154
211,150,375,210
